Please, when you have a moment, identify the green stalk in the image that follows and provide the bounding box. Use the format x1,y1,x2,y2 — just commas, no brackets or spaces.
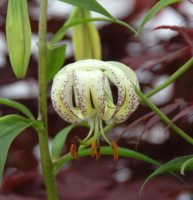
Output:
51,17,136,44
37,0,58,199
146,57,193,98
135,86,193,145
53,147,160,175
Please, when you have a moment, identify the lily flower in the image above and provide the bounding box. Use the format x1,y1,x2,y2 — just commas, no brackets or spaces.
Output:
51,59,140,160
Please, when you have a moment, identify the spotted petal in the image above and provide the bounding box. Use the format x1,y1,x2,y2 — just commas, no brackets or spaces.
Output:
108,61,140,89
103,63,128,115
103,77,116,122
89,70,105,116
60,71,82,119
51,72,80,123
112,79,137,123
108,61,140,123
73,70,93,119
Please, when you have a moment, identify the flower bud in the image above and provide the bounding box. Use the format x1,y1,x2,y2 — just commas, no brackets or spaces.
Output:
71,8,101,60
6,0,31,79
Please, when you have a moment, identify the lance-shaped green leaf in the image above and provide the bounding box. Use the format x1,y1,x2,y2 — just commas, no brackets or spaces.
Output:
0,98,34,120
181,157,193,175
46,43,66,82
137,0,182,35
0,114,35,181
59,0,114,19
141,155,193,193
6,0,31,78
51,124,76,160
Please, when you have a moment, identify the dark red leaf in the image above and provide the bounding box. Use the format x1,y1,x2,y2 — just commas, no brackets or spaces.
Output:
165,104,193,133
155,26,193,49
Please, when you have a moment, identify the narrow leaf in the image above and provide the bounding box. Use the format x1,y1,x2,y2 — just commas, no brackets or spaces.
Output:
51,124,76,160
47,44,66,82
137,0,182,35
59,0,114,19
142,155,193,192
0,114,34,181
0,98,34,120
181,157,193,175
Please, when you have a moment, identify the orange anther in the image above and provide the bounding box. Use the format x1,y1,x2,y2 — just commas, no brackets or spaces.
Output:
70,144,79,160
111,141,119,161
70,144,75,157
91,142,97,158
96,146,100,160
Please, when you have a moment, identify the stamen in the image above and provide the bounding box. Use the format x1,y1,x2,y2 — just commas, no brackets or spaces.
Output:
91,141,97,158
91,141,100,160
83,122,94,141
70,143,76,157
96,146,100,160
99,118,111,146
111,141,119,161
70,136,80,159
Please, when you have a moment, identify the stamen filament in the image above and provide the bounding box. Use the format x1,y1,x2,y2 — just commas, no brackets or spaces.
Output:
99,118,111,146
111,141,119,161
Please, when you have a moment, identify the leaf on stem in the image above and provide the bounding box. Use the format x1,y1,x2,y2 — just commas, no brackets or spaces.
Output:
58,0,114,19
51,124,76,160
141,155,193,193
181,157,193,175
0,114,35,181
137,0,182,35
46,43,66,82
0,98,34,120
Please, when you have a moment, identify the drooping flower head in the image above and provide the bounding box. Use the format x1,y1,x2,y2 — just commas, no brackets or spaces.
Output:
51,59,140,159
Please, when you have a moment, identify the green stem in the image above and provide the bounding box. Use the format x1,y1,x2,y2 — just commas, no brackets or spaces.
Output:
51,17,136,44
38,0,58,199
53,146,160,175
146,57,193,98
135,86,193,145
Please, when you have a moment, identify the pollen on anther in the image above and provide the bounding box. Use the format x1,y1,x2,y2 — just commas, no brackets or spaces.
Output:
111,141,119,161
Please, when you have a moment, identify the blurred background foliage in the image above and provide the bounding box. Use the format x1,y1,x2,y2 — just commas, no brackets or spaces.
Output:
1,0,193,199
